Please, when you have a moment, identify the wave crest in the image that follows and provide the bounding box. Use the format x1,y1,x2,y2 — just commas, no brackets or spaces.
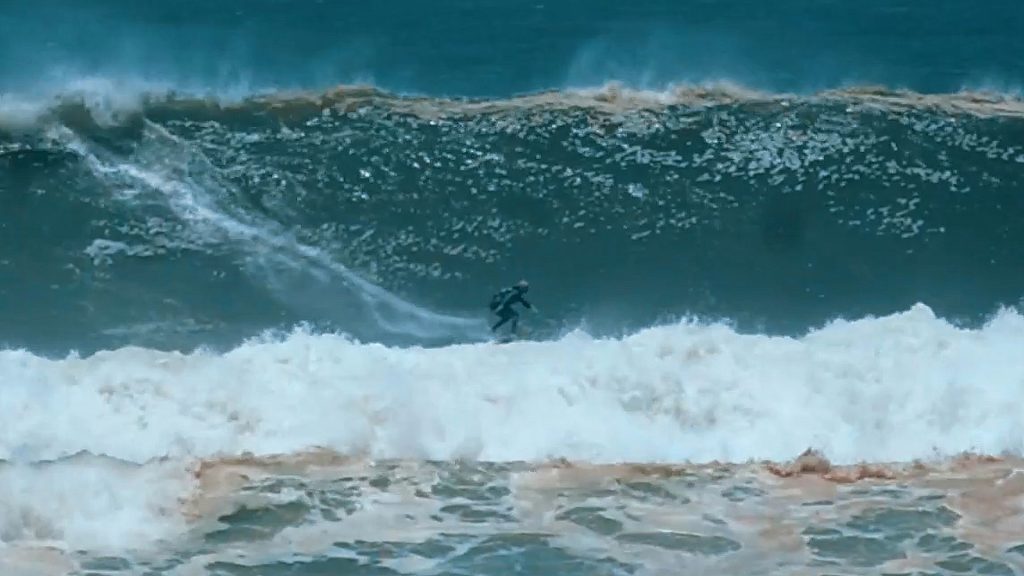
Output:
4,80,1024,134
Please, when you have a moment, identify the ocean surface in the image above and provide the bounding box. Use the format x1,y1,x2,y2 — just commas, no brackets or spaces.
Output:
3,1,1024,574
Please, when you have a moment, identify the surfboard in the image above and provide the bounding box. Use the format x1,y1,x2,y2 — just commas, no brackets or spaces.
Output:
493,327,528,344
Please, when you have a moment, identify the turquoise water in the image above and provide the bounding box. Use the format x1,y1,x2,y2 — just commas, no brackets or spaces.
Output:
3,0,1023,96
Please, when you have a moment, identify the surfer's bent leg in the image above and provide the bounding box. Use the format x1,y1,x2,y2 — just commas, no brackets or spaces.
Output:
491,307,517,332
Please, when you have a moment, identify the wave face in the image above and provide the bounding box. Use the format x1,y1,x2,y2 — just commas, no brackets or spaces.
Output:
2,87,1024,351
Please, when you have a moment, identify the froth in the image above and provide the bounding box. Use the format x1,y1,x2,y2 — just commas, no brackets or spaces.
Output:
0,455,193,553
2,303,1022,466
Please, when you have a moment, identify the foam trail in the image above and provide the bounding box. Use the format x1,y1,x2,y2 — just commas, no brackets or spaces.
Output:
52,123,485,342
2,304,1022,465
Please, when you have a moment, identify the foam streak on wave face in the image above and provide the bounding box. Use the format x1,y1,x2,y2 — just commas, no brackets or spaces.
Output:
1,303,1022,465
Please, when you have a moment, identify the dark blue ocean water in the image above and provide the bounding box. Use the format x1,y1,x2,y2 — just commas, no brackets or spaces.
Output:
2,0,1023,97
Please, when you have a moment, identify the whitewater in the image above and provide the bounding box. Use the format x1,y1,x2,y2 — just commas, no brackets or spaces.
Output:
4,303,1023,466
2,303,1023,571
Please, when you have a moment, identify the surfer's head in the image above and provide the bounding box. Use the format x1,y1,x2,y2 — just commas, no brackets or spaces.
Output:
515,279,529,292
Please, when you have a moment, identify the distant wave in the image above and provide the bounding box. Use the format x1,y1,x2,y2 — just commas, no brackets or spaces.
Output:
4,81,1024,133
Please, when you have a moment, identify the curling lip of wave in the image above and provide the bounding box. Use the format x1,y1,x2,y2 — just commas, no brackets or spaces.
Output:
3,81,1024,132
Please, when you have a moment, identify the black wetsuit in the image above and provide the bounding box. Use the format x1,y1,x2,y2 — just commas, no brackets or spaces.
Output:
490,288,532,333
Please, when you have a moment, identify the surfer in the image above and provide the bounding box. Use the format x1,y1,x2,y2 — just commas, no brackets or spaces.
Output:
489,280,533,335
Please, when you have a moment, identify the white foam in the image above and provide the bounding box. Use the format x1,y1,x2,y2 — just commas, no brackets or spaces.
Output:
0,455,192,553
2,304,1022,466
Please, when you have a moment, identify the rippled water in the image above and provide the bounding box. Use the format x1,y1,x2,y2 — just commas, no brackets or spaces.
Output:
6,454,1024,575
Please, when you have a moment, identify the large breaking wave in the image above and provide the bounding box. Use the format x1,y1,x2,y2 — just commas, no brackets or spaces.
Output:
2,83,1023,352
